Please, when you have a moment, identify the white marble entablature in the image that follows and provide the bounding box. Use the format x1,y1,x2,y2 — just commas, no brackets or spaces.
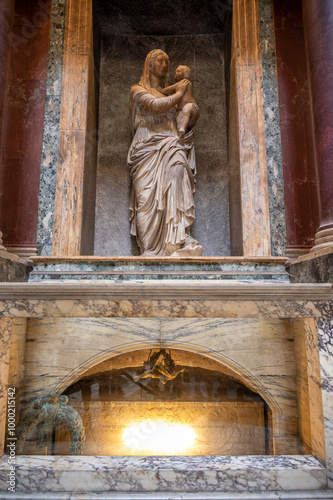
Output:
0,280,332,319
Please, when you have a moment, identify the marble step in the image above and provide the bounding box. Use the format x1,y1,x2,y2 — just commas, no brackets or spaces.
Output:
0,492,332,500
0,455,327,497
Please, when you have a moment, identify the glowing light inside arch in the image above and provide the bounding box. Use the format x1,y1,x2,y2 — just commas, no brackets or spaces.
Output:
122,419,196,455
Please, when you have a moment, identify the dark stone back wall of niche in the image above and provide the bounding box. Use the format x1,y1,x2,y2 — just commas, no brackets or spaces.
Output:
93,2,231,256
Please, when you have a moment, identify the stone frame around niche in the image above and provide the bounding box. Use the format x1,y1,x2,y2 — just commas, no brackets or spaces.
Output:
50,0,272,258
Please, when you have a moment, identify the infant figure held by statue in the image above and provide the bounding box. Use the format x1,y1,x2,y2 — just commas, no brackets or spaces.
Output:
161,65,200,137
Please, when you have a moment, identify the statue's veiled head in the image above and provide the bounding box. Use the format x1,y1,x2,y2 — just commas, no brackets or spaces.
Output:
139,49,170,90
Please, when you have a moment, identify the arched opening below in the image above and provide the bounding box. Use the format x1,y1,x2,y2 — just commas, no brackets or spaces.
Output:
22,348,273,456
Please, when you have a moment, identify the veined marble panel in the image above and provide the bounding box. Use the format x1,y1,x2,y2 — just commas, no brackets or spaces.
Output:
6,319,28,431
293,319,313,454
317,319,333,488
1,299,332,319
22,317,161,402
8,319,27,390
293,319,325,460
0,455,326,494
0,318,12,456
304,319,326,461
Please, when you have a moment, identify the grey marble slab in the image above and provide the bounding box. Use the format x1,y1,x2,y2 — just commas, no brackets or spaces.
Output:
317,319,333,488
28,259,289,281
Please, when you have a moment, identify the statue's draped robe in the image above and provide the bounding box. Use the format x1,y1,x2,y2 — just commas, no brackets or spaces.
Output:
128,84,196,256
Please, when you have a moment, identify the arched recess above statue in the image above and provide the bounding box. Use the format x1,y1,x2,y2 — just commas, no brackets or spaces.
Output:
51,0,271,257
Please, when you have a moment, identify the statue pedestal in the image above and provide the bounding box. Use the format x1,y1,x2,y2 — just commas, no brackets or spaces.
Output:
29,256,288,282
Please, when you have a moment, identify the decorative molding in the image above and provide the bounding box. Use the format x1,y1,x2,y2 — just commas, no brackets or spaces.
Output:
0,280,331,301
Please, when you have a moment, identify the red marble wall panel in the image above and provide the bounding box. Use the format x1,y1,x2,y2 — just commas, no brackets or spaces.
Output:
0,158,40,243
0,0,51,254
273,0,319,256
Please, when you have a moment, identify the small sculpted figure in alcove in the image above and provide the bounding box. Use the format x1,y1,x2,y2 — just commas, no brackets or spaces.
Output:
127,49,202,257
161,65,200,137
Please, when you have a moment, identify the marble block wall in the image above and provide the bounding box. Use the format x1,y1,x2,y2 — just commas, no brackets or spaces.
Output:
18,317,300,454
293,318,325,460
0,319,27,457
0,318,12,456
93,34,230,256
317,319,333,487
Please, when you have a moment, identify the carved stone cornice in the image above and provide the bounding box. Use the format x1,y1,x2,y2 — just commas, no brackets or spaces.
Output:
0,280,331,302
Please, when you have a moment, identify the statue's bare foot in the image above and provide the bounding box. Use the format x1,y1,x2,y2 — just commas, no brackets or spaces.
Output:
170,245,203,257
165,242,182,256
169,235,203,257
141,250,158,257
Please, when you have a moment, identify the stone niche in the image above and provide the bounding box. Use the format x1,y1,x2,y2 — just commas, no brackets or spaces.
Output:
22,349,270,456
92,0,231,256
16,317,300,458
52,0,271,257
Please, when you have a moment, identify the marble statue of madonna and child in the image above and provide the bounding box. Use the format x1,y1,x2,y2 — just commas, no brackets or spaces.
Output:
127,49,203,257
